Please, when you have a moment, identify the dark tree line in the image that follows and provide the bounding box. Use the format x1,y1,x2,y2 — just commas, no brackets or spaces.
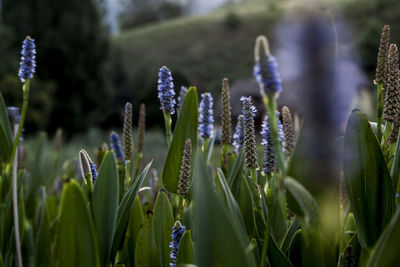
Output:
0,0,113,135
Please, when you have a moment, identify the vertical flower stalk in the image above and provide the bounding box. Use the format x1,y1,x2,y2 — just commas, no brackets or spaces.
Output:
79,149,98,183
122,102,133,162
110,131,125,164
375,25,391,142
254,35,285,174
233,115,245,154
198,92,214,139
169,221,186,267
221,78,232,171
282,106,296,154
178,139,192,195
241,96,258,173
382,44,400,143
177,86,188,113
135,103,146,177
253,35,282,97
157,66,176,147
9,36,36,267
261,112,285,175
198,92,214,158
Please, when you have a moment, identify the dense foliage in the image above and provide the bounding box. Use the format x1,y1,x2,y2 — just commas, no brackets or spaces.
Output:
1,12,400,267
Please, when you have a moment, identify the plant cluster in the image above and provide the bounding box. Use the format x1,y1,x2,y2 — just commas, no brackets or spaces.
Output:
1,25,400,267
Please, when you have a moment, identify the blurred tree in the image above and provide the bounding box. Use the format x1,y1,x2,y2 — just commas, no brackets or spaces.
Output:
1,0,112,135
118,0,192,30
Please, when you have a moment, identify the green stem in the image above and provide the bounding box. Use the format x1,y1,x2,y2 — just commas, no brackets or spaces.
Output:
163,112,173,148
221,144,228,174
250,168,257,184
377,83,384,142
134,152,143,180
8,80,30,267
263,94,286,177
7,80,30,169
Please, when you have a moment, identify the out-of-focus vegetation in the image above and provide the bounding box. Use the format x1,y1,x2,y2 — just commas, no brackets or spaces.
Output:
0,0,400,134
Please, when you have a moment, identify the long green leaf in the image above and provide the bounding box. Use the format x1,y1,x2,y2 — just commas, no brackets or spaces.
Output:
153,191,174,267
162,87,198,193
0,91,12,162
55,180,100,267
193,151,254,267
177,230,195,265
135,212,159,267
110,161,152,263
367,209,400,267
285,177,319,227
93,151,119,265
343,110,394,248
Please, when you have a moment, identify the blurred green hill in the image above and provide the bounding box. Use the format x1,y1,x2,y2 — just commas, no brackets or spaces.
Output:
113,0,280,126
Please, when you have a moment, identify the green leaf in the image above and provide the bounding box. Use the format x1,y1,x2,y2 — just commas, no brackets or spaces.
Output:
93,151,119,265
228,149,244,190
390,129,400,191
193,152,255,267
177,230,195,265
268,234,293,267
153,191,174,267
0,91,12,162
36,191,51,267
285,177,319,227
367,209,400,267
55,180,100,267
162,87,198,193
343,110,394,248
280,217,300,254
135,211,159,267
288,229,306,266
110,161,152,263
123,196,144,266
236,175,256,236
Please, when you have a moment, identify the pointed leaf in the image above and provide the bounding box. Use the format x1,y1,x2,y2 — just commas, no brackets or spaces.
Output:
55,180,100,267
93,151,119,265
0,91,12,161
110,161,152,262
177,230,195,265
135,211,159,267
343,110,394,248
162,87,198,193
153,191,174,267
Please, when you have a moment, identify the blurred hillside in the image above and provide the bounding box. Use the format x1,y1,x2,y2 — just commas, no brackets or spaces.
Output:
113,0,400,127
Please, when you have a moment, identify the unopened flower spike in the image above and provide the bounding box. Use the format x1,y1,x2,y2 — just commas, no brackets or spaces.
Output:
241,96,258,169
177,86,188,111
122,102,133,161
233,114,245,154
382,44,400,142
253,35,282,96
261,112,285,174
18,36,36,83
158,66,176,115
79,149,98,182
282,106,296,154
221,78,232,145
110,131,125,164
178,139,192,195
169,221,186,267
199,92,214,139
375,25,391,85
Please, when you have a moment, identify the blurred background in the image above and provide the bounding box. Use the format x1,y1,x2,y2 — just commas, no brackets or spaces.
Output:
0,0,400,178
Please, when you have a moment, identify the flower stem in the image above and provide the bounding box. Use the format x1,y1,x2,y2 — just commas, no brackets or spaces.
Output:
163,111,173,148
263,94,286,177
9,80,30,267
